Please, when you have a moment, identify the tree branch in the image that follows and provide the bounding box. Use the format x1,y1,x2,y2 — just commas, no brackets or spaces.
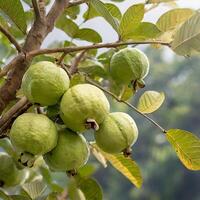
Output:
0,54,25,78
69,50,87,75
32,0,41,19
0,0,70,113
0,24,22,52
0,97,32,136
28,40,171,57
85,77,167,133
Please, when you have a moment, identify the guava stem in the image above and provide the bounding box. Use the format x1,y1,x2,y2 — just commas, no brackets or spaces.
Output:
85,119,99,131
67,169,77,177
123,148,132,157
86,77,167,134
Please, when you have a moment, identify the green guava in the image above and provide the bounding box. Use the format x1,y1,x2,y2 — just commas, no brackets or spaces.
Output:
95,112,138,154
60,84,110,132
0,153,24,187
10,113,58,156
44,129,89,171
110,48,149,88
22,61,70,106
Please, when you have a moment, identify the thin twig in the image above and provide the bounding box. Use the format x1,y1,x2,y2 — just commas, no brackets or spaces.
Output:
69,50,87,75
27,40,170,58
85,77,167,133
0,24,22,52
57,52,67,65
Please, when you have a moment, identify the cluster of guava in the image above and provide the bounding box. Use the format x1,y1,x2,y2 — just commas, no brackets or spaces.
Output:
5,47,148,180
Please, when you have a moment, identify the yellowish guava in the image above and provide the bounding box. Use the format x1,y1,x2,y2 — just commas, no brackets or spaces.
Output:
110,48,149,88
95,112,138,154
44,129,89,171
60,84,110,132
10,113,58,156
0,153,24,187
22,61,70,106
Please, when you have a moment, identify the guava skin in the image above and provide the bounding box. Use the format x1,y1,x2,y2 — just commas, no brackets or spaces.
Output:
60,84,110,132
10,113,58,155
44,129,89,171
110,48,149,86
0,153,23,187
22,61,70,106
95,112,138,154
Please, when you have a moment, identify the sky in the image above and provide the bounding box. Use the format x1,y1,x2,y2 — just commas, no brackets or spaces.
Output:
43,0,200,47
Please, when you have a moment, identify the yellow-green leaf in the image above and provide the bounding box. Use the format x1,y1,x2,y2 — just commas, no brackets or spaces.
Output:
167,129,200,170
171,11,200,56
102,152,142,188
137,91,165,114
119,4,144,39
156,8,195,32
91,143,142,188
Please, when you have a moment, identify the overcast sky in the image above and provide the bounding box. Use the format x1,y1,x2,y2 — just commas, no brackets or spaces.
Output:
43,0,200,47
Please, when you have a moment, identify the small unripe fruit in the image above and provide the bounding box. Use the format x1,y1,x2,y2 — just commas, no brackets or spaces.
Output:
10,113,58,156
110,48,149,88
0,153,24,187
60,84,110,132
95,112,138,154
44,129,89,171
22,61,70,106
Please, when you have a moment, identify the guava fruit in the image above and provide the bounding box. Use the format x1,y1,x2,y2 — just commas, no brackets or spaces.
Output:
10,113,58,157
44,129,89,172
22,61,70,106
110,48,149,89
60,84,110,132
95,112,138,154
0,153,24,187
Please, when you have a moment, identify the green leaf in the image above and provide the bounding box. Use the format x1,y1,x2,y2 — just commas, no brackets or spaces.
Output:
167,129,200,170
156,8,195,32
77,178,103,200
90,0,119,33
78,164,97,178
0,0,27,33
119,85,134,101
119,4,144,39
56,16,79,38
78,59,106,78
10,195,31,200
84,3,122,21
137,91,165,114
22,179,47,199
125,22,161,40
75,28,102,43
104,3,122,21
91,144,142,188
65,5,80,19
171,11,200,56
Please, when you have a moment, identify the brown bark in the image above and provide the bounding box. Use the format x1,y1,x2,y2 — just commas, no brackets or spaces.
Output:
0,0,70,113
